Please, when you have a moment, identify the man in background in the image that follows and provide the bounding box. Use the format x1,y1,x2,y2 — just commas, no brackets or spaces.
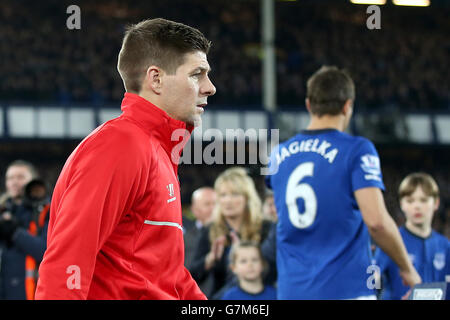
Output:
184,187,216,296
184,187,216,268
0,160,48,299
266,66,421,299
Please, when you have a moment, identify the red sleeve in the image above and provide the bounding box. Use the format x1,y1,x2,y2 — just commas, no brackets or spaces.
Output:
35,127,143,299
176,266,207,300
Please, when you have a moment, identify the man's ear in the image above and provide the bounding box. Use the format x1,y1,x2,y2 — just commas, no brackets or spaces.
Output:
342,99,353,116
143,66,163,94
305,98,311,113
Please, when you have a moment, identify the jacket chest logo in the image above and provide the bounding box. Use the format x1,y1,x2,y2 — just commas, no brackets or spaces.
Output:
433,253,445,271
166,183,176,203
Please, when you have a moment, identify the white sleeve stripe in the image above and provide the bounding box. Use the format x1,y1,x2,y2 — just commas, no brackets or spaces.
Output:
144,220,183,231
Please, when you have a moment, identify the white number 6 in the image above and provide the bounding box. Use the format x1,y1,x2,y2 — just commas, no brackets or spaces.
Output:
285,162,317,229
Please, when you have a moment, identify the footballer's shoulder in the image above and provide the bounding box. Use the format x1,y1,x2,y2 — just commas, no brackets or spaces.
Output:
74,118,149,161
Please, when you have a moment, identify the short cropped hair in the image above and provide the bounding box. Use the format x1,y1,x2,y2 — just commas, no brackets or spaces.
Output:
306,66,355,116
7,160,39,179
228,241,269,277
398,172,439,200
117,18,211,93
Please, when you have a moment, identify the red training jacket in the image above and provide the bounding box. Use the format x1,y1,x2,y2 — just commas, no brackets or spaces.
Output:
35,93,206,300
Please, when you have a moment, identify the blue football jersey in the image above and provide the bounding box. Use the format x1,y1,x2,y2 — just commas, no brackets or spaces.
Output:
376,226,450,300
265,129,385,299
221,285,277,300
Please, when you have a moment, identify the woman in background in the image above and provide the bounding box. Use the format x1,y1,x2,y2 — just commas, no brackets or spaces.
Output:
189,167,273,299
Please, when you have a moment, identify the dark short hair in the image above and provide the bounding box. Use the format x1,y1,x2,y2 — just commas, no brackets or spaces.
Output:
398,172,439,200
117,18,211,93
306,65,355,116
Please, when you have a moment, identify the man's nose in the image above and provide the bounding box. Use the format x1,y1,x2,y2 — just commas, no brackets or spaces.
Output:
202,77,216,96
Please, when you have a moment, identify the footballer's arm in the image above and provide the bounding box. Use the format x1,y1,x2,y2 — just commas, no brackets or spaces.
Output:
355,187,421,288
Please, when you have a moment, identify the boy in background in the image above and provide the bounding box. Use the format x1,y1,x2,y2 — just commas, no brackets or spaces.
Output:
376,172,450,300
221,241,276,300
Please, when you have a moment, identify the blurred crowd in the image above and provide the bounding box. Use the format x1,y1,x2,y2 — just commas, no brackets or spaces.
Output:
0,0,448,110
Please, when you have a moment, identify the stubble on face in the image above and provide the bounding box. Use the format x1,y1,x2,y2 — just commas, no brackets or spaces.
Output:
161,51,213,127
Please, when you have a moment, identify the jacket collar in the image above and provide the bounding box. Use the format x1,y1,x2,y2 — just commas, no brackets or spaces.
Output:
120,92,193,162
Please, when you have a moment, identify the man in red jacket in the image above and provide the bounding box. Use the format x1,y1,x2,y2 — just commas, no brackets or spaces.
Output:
35,18,216,300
